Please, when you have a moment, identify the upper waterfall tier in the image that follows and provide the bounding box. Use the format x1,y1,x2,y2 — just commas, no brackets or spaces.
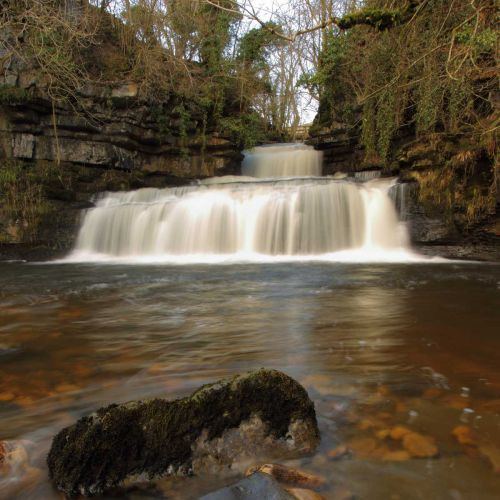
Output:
242,143,322,178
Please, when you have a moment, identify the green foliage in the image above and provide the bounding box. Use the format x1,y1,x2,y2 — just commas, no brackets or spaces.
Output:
415,73,443,135
0,161,52,242
376,90,397,161
448,78,473,132
151,107,172,137
360,99,377,159
171,104,191,139
338,8,404,31
218,113,267,149
0,86,29,105
318,0,496,164
456,26,497,55
238,23,283,65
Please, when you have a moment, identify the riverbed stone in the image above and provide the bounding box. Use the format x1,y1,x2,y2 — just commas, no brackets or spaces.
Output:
381,449,410,462
389,425,412,440
286,487,326,500
200,472,295,500
0,440,30,474
479,445,500,473
246,463,325,489
47,369,319,497
452,425,477,446
327,445,349,460
402,432,438,458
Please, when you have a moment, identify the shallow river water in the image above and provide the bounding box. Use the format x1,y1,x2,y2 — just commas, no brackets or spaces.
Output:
1,260,499,499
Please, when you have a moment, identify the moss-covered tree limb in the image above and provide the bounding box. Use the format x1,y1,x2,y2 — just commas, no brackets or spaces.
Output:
337,6,410,31
204,1,422,42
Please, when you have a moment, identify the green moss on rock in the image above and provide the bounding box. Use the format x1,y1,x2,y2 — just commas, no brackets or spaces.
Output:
47,369,319,497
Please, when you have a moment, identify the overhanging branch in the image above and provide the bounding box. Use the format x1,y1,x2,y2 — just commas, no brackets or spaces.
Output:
203,0,423,43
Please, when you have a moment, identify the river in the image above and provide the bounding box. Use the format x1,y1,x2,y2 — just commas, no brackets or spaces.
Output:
1,261,499,498
1,144,499,498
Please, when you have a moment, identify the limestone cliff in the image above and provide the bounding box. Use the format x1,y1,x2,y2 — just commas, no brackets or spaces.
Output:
0,75,243,258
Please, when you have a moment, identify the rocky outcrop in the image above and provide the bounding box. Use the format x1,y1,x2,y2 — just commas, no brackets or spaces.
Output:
308,127,499,258
0,65,243,257
0,31,242,180
307,126,365,176
47,369,319,497
0,87,242,179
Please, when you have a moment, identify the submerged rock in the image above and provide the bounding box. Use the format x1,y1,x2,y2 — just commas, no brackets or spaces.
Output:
286,487,326,500
479,445,500,473
47,369,319,496
402,432,438,458
201,472,295,500
0,440,29,473
0,440,41,498
452,425,478,446
245,463,325,489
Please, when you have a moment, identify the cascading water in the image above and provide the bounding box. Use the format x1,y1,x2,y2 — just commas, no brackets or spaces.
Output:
67,144,419,263
242,143,322,177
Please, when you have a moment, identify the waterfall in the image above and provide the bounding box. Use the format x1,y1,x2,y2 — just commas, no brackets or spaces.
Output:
389,181,415,222
242,143,322,177
67,144,418,263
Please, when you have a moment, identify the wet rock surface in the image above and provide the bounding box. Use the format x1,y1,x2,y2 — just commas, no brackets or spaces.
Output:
47,369,319,497
0,440,42,498
245,463,325,489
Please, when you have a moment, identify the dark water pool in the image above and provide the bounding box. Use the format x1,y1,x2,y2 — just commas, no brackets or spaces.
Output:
0,261,499,499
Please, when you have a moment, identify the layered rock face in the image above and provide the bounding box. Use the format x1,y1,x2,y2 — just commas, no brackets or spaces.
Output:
0,83,241,179
0,66,242,257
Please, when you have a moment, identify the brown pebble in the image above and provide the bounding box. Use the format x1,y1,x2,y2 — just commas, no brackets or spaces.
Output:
331,486,355,500
328,445,349,460
422,387,442,399
381,450,411,461
369,444,390,459
286,487,325,500
54,383,80,394
246,463,325,489
479,445,500,473
376,429,391,440
476,399,500,414
395,401,408,413
377,385,391,397
452,425,477,446
390,425,412,440
15,396,34,408
402,432,438,458
377,412,393,420
347,437,378,457
0,392,15,402
443,394,469,410
357,417,385,431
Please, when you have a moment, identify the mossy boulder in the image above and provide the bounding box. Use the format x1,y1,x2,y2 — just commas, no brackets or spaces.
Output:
47,369,319,497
